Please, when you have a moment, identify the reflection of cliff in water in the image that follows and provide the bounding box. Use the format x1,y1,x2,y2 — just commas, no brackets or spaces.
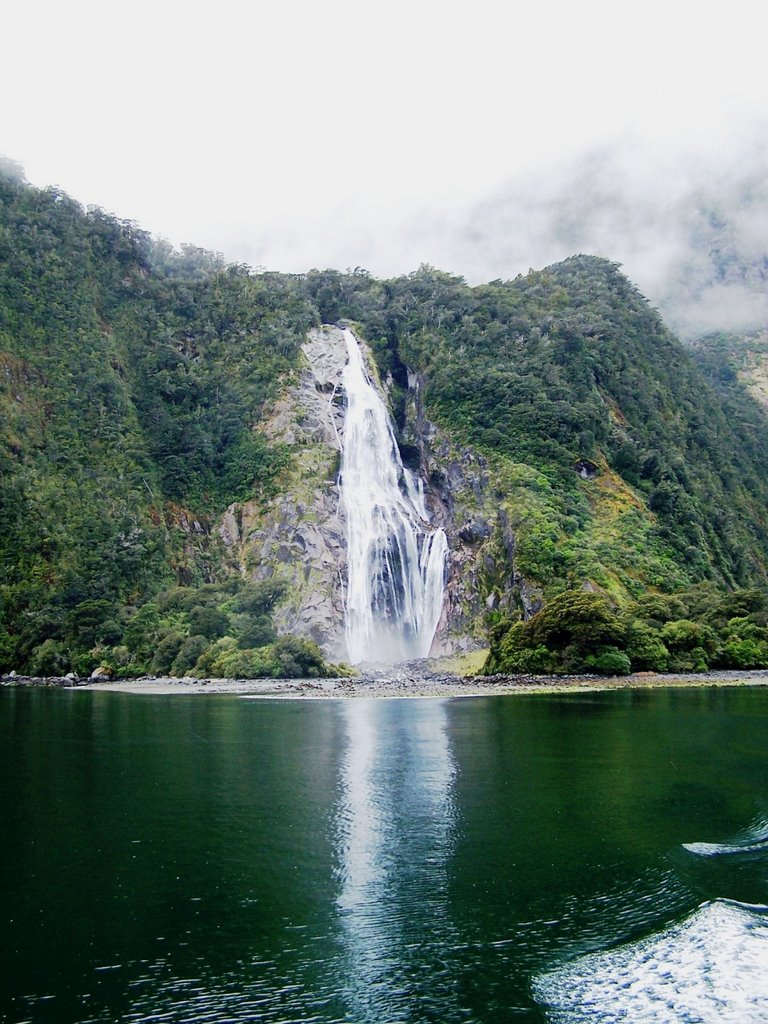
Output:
333,699,460,1021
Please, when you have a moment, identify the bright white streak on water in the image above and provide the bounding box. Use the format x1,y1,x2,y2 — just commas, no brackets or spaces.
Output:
339,328,447,665
683,839,768,857
682,815,768,857
334,699,458,1022
534,899,768,1024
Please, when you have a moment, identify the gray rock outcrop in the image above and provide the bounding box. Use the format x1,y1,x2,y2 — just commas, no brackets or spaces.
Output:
217,324,529,661
219,326,349,659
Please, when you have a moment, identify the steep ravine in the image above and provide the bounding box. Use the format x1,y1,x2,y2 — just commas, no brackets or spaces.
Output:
218,325,521,662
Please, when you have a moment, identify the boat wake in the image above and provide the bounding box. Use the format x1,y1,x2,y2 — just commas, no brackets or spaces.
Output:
533,899,768,1023
682,816,768,858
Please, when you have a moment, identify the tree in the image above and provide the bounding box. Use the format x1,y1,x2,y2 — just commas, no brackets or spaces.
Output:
188,605,229,639
524,591,625,653
660,620,719,671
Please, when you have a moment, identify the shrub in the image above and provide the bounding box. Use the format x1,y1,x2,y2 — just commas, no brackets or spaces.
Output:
123,603,163,660
70,649,100,676
720,616,768,643
208,646,275,678
660,620,719,667
525,590,625,652
718,638,768,669
156,587,207,613
632,594,688,625
151,632,185,675
0,630,17,672
188,605,229,639
483,591,625,675
624,620,669,671
231,580,287,616
512,645,559,673
271,635,328,678
88,644,141,678
584,647,632,675
484,638,557,675
29,638,69,677
237,615,276,649
171,634,212,676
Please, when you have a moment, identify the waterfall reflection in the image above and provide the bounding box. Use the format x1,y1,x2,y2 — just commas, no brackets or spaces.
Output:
333,699,459,1022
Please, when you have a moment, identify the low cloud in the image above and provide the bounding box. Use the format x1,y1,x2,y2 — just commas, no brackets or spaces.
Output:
227,135,768,342
433,136,768,340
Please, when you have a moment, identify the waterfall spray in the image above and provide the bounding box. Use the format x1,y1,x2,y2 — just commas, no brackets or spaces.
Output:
339,329,447,665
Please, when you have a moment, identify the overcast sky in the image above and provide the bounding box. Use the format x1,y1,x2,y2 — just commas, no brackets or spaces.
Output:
4,0,768,324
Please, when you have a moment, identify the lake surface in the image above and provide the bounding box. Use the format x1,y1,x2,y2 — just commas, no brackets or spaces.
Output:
1,686,767,1023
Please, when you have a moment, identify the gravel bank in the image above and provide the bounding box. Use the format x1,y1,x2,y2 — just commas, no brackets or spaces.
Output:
3,669,768,698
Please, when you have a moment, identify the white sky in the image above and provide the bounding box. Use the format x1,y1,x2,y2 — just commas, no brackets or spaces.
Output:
3,0,768,283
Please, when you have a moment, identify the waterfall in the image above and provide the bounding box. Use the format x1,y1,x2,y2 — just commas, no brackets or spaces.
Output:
339,328,447,665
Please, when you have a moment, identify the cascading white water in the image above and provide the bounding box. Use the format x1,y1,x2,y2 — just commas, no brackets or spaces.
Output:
339,328,447,665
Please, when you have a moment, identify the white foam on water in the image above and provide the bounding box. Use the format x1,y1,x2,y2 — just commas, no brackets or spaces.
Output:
683,840,768,857
683,816,768,857
533,899,768,1024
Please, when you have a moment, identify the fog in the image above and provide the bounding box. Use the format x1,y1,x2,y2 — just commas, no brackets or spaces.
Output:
205,133,768,340
446,137,768,339
3,0,768,339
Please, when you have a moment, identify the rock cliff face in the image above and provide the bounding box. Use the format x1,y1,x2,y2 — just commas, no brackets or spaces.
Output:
219,326,348,658
397,370,542,652
219,324,524,661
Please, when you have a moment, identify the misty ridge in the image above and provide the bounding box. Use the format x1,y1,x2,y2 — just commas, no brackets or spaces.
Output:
225,136,768,345
194,138,768,344
445,137,768,342
5,137,768,344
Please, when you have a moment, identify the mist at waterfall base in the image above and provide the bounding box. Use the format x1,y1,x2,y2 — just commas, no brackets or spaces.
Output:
338,328,447,666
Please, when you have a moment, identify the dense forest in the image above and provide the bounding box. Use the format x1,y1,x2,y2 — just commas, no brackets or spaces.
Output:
2,164,768,677
0,166,330,676
305,262,768,586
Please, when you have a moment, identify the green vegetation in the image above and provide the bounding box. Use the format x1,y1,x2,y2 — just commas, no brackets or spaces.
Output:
86,578,351,679
0,169,323,676
310,262,768,595
4,166,768,678
483,585,768,675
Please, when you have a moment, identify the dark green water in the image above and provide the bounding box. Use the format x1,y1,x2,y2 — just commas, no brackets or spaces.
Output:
1,687,767,1024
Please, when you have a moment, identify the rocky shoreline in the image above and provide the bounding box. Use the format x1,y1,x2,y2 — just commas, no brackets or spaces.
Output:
3,668,768,699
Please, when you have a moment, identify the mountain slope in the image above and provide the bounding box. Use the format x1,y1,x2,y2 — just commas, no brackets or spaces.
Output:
0,171,318,674
2,168,768,675
692,330,768,411
306,260,768,594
